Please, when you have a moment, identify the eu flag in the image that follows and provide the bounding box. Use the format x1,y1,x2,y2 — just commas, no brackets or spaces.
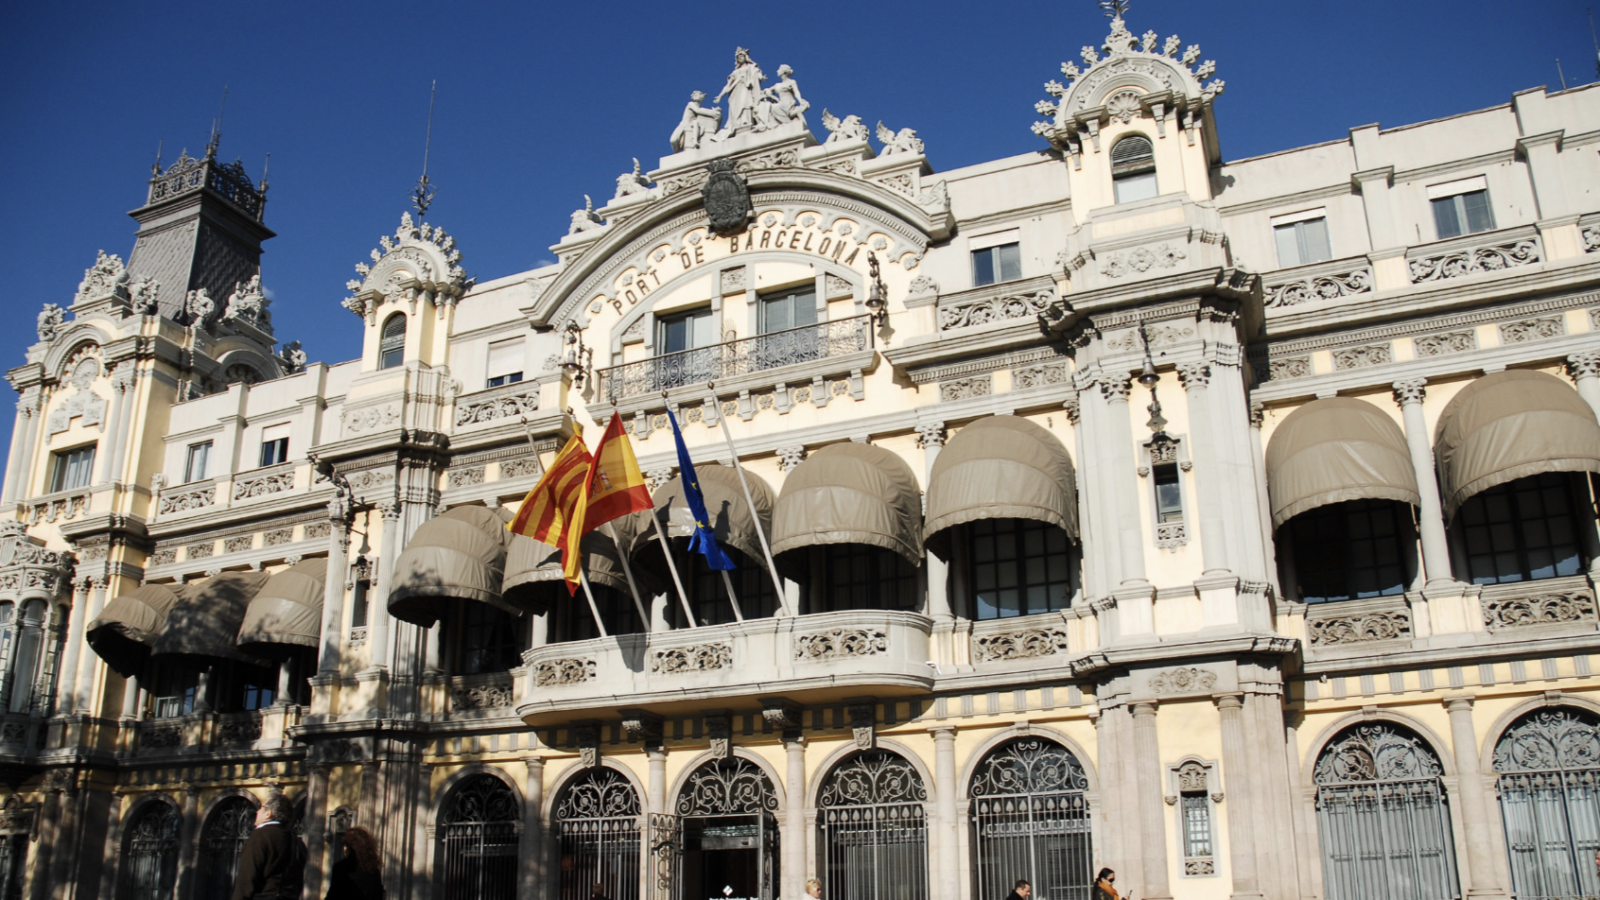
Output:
666,408,735,570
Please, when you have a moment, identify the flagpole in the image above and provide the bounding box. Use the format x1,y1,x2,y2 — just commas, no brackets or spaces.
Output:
577,569,608,637
650,512,698,627
707,381,791,616
719,570,746,622
605,520,652,632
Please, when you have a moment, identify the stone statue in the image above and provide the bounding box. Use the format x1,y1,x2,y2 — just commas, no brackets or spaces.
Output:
129,277,160,314
714,47,767,139
223,274,270,326
670,91,722,151
568,195,603,235
822,109,869,144
278,340,307,373
614,158,651,199
876,122,926,156
755,64,809,130
184,288,216,327
75,251,128,303
36,305,64,342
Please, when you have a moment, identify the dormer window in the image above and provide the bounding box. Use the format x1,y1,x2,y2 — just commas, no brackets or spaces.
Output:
1111,135,1158,203
379,313,406,370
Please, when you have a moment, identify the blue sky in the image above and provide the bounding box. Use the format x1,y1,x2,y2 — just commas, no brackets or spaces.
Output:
0,0,1595,456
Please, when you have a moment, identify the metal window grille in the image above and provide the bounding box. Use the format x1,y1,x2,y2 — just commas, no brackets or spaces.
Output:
1493,708,1600,900
970,737,1094,900
438,775,520,900
0,834,25,900
652,758,780,900
557,768,643,900
1457,472,1586,585
1180,793,1214,874
817,750,929,900
199,797,256,900
1313,723,1459,900
121,802,180,900
970,518,1076,620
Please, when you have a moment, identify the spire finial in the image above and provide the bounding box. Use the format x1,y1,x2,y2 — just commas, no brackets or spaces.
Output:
152,139,164,176
410,80,438,218
206,85,228,159
1099,0,1130,19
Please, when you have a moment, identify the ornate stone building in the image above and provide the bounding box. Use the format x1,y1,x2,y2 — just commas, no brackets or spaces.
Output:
7,12,1600,900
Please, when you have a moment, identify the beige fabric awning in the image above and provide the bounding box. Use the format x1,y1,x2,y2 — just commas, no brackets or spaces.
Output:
771,443,923,565
237,558,327,653
503,529,636,598
388,506,516,627
87,583,191,677
1265,397,1420,530
924,415,1079,560
153,572,272,662
1434,369,1600,518
627,463,778,582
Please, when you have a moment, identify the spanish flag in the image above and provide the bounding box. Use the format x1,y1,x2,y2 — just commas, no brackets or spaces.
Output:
508,426,592,593
582,412,654,535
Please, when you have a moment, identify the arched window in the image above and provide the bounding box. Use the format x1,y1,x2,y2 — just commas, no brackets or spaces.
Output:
6,601,46,715
198,796,257,900
438,774,519,900
556,768,642,900
1494,707,1600,899
1280,499,1418,603
817,750,928,900
441,603,528,676
969,737,1092,900
121,801,180,900
1312,723,1458,900
1452,473,1590,585
656,758,780,900
1111,135,1158,203
379,314,406,370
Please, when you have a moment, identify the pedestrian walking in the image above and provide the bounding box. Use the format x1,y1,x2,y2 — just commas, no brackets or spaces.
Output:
805,879,822,899
1092,868,1119,900
232,794,307,900
1005,879,1031,900
325,826,384,900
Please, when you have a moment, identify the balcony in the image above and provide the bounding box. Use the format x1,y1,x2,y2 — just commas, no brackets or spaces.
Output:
595,314,874,406
517,610,934,725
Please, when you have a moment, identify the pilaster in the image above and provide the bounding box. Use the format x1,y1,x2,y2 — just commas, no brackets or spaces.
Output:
521,756,546,900
1445,697,1509,899
1131,701,1172,899
1215,694,1265,899
930,726,960,900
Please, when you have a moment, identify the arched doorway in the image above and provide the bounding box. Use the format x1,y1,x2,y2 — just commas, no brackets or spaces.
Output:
816,749,928,900
968,736,1093,900
1312,722,1459,900
121,800,180,900
198,796,257,900
557,768,642,900
1493,707,1600,900
438,773,520,900
654,757,779,900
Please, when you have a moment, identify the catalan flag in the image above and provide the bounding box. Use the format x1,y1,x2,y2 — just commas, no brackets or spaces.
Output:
508,426,592,593
582,412,654,535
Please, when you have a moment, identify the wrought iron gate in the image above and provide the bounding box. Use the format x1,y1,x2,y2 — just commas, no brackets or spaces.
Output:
0,834,25,900
1313,723,1459,900
1494,707,1600,900
558,768,643,900
122,801,180,900
818,750,928,900
199,797,256,900
656,758,780,900
969,737,1093,900
649,813,683,900
439,774,520,900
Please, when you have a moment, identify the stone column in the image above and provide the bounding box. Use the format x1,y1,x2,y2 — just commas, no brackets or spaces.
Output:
1130,702,1172,899
6,396,40,506
1100,374,1147,584
1177,363,1232,574
1446,697,1508,898
783,735,808,900
1392,379,1454,585
1,400,34,504
930,727,960,900
521,756,546,900
95,373,127,484
55,579,90,715
1248,402,1281,596
366,501,401,672
110,367,139,484
359,761,382,831
1568,350,1600,424
175,782,201,900
917,424,953,622
1065,395,1102,602
1214,694,1264,899
318,499,351,676
304,762,331,900
75,577,107,713
647,746,667,814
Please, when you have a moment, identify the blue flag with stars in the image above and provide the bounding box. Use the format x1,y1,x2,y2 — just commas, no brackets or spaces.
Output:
666,407,735,570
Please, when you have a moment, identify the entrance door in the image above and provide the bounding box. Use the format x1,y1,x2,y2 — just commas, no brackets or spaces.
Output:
686,817,760,900
661,759,782,900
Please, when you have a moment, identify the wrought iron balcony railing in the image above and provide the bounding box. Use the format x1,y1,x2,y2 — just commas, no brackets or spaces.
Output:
596,315,873,403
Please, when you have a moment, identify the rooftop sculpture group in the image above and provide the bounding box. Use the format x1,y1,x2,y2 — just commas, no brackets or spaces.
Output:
671,48,811,151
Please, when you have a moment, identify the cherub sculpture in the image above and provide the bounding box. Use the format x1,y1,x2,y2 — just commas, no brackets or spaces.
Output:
614,159,651,200
876,122,925,156
278,340,307,373
36,304,65,342
568,196,604,235
129,277,160,314
822,109,870,144
184,288,216,327
223,274,269,326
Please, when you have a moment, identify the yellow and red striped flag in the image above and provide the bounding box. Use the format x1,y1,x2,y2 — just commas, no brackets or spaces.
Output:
508,426,592,593
582,412,654,536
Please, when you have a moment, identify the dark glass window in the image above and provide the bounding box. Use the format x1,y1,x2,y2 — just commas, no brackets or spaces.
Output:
816,544,918,613
657,308,714,353
217,660,278,712
560,584,645,641
669,546,778,627
379,313,406,369
259,437,289,468
487,372,523,388
184,442,212,483
1432,189,1494,239
970,518,1076,620
1454,472,1587,585
759,284,818,333
349,579,370,629
1154,462,1184,523
1111,135,1158,203
149,661,199,719
445,603,527,675
1182,792,1213,861
49,445,96,492
971,243,1022,286
1283,499,1416,603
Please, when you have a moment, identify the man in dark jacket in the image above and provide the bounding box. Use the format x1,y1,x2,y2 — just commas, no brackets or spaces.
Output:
232,794,307,900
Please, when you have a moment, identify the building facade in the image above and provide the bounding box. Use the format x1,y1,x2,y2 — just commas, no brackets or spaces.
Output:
6,12,1600,900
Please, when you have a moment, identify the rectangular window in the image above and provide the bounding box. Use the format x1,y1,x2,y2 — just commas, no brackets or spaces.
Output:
970,518,1075,620
1286,499,1415,603
657,308,716,354
1182,792,1214,864
486,338,524,388
349,578,370,629
758,284,818,333
1456,472,1585,585
971,243,1022,287
1273,217,1332,268
184,441,212,484
563,584,644,641
259,424,290,468
820,544,919,614
1113,169,1159,204
150,662,198,719
1154,463,1184,524
49,445,96,493
1431,189,1495,239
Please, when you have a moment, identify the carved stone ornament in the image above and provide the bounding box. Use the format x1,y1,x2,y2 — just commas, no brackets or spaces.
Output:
575,724,600,768
651,643,733,674
1484,590,1598,630
534,657,596,686
1149,667,1217,695
794,628,888,661
847,702,876,749
1415,331,1475,357
703,159,754,237
974,627,1070,662
1307,608,1412,646
621,711,664,746
451,676,515,711
1265,268,1371,308
708,714,733,759
1408,239,1541,282
36,305,65,343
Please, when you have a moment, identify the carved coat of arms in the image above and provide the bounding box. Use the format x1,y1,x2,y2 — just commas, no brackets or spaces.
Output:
702,159,753,236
